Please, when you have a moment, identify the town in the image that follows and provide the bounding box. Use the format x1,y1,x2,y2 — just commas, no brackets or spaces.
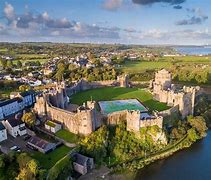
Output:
0,0,211,179
0,42,211,179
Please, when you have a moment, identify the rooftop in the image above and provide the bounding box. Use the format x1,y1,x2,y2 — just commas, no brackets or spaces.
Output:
7,118,25,127
0,97,23,107
0,122,6,130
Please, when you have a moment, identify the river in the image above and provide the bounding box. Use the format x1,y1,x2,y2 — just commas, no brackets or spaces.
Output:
136,130,211,180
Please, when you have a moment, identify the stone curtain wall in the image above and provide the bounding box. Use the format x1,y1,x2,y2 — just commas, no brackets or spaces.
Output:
107,110,128,125
66,79,118,96
105,110,163,132
158,105,179,117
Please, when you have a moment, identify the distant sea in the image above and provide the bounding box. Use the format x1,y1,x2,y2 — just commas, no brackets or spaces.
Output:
175,46,211,55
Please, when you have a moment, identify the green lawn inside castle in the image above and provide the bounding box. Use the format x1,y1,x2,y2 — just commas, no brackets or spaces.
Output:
70,87,169,112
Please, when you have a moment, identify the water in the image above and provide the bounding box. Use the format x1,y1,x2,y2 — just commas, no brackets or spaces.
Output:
136,130,211,180
175,47,211,55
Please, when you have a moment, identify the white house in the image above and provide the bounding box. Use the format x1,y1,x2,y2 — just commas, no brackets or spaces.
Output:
0,98,23,120
3,119,27,138
45,120,62,133
0,122,7,142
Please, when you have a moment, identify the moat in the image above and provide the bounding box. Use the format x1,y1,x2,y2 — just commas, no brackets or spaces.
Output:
136,130,211,180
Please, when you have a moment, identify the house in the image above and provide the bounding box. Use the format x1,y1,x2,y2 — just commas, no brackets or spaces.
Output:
27,136,56,153
45,120,62,133
3,119,27,137
20,91,36,107
0,98,23,120
0,122,7,142
28,71,40,78
0,90,36,120
72,153,94,175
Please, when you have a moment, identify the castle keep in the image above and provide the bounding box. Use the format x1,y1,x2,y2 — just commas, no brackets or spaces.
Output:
151,69,200,118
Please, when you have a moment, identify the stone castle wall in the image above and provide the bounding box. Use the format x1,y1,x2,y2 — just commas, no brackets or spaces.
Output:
46,102,95,135
107,110,128,125
152,69,200,119
34,94,97,136
66,79,118,96
105,110,163,132
67,75,130,96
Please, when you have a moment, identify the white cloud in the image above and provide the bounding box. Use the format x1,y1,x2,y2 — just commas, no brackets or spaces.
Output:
4,2,15,20
102,0,123,11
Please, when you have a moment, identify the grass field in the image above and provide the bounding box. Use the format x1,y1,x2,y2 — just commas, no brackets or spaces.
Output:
0,48,8,52
121,55,211,73
70,87,169,112
32,145,71,169
56,129,79,144
121,61,172,73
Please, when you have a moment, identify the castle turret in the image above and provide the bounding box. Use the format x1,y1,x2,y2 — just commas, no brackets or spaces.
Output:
154,69,172,91
118,74,129,88
126,110,141,132
77,104,96,135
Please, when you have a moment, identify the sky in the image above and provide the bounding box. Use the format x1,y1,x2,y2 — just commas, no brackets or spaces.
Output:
0,0,210,45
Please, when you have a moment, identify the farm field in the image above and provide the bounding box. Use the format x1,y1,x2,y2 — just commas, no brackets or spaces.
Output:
13,58,50,64
70,87,169,112
121,56,211,73
121,61,172,73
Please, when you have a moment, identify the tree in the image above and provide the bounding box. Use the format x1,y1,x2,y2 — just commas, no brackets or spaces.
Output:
22,112,36,128
17,153,32,169
187,116,208,138
16,60,22,69
27,159,38,176
194,95,209,115
55,62,65,81
19,85,30,92
0,59,7,69
7,60,14,69
0,154,5,168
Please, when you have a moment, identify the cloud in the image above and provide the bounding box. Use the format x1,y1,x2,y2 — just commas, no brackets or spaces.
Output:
1,3,121,40
123,27,137,33
132,0,186,5
173,5,182,9
102,0,123,11
138,29,211,41
176,16,208,25
4,2,15,21
176,7,208,25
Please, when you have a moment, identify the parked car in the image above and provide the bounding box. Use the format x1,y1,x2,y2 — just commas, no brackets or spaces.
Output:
10,146,21,152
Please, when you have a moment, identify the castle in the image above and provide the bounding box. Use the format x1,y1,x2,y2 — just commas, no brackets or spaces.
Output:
150,69,200,118
34,76,163,136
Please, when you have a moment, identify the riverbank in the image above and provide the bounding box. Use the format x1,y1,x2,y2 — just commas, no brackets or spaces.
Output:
135,130,211,180
112,134,191,172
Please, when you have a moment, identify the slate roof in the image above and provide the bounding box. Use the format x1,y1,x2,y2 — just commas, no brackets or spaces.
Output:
0,122,6,130
74,153,90,166
0,97,22,107
7,119,24,127
28,136,54,152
